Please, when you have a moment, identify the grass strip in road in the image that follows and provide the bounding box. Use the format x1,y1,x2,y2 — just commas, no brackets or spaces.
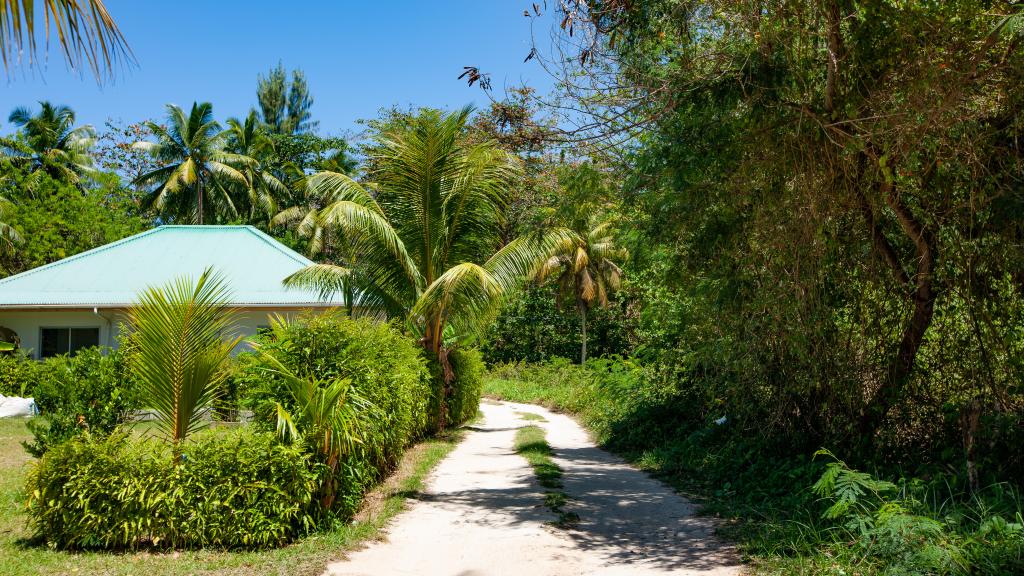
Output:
513,425,578,528
515,411,547,422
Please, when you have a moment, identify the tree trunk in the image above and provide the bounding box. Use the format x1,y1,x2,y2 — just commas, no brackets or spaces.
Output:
422,316,453,433
860,180,938,436
197,175,204,225
579,301,588,364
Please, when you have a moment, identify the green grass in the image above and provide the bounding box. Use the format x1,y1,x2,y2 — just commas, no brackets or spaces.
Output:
0,418,461,576
515,411,547,422
513,425,577,527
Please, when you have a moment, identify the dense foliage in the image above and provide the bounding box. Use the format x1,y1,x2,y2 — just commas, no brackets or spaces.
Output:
22,346,139,456
236,313,433,517
27,429,319,550
0,162,148,275
483,284,632,364
427,347,484,430
486,362,1024,575
0,351,44,397
550,0,1024,472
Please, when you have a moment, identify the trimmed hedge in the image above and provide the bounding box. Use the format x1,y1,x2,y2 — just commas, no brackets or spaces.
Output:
235,312,432,517
27,429,319,550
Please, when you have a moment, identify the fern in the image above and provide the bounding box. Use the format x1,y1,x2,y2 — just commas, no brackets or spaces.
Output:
812,449,971,575
813,449,896,521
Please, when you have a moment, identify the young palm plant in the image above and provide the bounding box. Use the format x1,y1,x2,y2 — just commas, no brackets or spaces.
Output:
254,332,370,509
537,211,626,363
133,102,255,224
1,101,96,186
284,106,577,429
127,267,240,463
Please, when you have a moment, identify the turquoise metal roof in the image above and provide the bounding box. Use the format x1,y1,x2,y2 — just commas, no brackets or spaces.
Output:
0,226,337,307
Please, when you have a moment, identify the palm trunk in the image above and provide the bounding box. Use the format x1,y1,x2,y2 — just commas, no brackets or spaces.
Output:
423,315,453,433
197,176,204,225
579,301,588,364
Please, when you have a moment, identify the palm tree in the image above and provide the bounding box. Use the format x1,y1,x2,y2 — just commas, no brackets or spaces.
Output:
0,0,131,81
225,111,288,223
285,106,577,428
127,268,240,463
538,211,626,363
272,179,372,317
1,101,96,185
133,102,254,224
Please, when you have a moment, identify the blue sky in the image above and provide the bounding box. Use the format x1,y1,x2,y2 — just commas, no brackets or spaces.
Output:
0,0,554,138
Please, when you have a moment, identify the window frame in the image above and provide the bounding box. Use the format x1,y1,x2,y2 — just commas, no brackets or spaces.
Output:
37,326,101,359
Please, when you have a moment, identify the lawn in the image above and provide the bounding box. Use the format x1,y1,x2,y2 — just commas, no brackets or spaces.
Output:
0,417,459,576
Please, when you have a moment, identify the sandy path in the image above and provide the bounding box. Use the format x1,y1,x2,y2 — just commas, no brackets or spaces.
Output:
324,401,740,576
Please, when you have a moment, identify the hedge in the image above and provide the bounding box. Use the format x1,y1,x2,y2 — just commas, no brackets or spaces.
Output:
27,429,319,549
235,312,433,517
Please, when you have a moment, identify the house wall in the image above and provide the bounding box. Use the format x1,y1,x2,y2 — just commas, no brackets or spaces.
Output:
0,308,326,359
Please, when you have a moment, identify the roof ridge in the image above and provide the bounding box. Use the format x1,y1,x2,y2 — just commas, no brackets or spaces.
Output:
241,226,315,267
0,227,164,286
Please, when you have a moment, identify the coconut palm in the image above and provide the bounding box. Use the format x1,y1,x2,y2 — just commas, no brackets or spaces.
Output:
537,211,626,363
225,111,288,223
127,268,240,463
0,0,131,81
1,102,96,185
285,106,577,428
272,179,373,317
133,102,254,224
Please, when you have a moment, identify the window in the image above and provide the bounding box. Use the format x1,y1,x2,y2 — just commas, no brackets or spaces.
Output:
40,327,100,358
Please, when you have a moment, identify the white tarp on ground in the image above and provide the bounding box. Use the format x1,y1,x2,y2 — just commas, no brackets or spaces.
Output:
0,394,36,417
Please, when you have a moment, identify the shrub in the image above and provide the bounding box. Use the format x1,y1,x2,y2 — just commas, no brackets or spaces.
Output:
428,347,484,429
25,346,140,456
26,428,319,550
236,312,431,517
0,351,45,397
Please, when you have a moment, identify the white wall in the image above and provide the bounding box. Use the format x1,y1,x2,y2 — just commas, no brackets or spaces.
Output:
0,308,324,358
0,309,122,358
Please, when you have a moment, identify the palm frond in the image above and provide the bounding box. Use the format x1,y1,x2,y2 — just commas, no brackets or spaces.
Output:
0,0,133,80
283,263,352,302
126,267,240,456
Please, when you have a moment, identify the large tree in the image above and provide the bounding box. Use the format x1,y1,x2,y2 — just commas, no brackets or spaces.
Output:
538,213,624,363
133,102,254,224
285,106,576,428
533,1,1024,453
1,101,96,186
0,160,147,275
256,63,317,135
225,111,288,224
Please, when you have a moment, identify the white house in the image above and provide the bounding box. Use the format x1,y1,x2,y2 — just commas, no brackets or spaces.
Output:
0,225,337,358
